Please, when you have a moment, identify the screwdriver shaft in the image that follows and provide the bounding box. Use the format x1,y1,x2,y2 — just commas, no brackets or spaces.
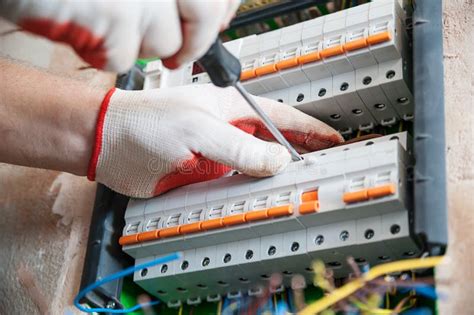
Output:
234,82,303,162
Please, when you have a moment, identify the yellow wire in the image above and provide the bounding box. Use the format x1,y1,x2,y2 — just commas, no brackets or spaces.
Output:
178,304,183,315
217,299,222,315
300,256,443,315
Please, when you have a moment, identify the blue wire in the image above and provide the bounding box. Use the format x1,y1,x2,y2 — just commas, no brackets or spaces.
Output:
74,252,181,313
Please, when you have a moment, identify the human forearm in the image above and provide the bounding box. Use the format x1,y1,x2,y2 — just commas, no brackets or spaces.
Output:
0,58,107,175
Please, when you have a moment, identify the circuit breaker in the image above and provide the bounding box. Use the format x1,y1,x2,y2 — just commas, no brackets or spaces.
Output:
79,0,447,311
122,133,420,306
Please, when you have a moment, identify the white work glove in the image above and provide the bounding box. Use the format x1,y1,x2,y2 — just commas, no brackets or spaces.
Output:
88,84,344,198
1,0,239,72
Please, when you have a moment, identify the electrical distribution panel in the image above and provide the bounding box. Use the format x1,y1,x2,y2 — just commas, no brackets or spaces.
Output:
144,0,413,135
127,0,422,307
121,133,420,306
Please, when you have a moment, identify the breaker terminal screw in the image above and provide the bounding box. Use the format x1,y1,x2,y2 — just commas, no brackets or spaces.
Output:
161,264,168,274
202,257,210,267
268,246,277,256
140,268,148,277
339,230,350,241
374,103,386,110
390,224,401,235
315,235,324,245
363,76,372,85
106,301,116,309
181,260,189,270
223,253,232,263
318,88,326,97
340,82,349,91
364,229,375,239
245,250,254,260
397,97,409,104
386,70,396,79
291,242,300,252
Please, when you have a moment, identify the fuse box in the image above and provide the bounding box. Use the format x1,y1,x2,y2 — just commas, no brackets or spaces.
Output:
79,0,447,312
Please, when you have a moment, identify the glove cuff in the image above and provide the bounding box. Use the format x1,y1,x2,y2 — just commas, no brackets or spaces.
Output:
87,87,116,181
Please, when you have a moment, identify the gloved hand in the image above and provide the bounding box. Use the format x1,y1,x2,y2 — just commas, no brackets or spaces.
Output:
1,0,239,72
88,84,344,198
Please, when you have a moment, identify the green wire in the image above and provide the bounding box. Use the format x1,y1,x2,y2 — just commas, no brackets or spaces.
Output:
264,18,280,30
316,4,330,15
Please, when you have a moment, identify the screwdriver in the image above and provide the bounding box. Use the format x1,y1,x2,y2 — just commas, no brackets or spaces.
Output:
197,39,303,162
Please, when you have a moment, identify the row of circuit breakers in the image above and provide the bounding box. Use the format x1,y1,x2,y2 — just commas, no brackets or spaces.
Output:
143,0,413,135
124,0,420,307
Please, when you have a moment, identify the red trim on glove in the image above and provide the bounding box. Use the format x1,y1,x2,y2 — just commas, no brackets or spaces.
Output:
19,18,107,69
87,88,116,181
154,153,232,196
153,118,343,196
230,118,344,151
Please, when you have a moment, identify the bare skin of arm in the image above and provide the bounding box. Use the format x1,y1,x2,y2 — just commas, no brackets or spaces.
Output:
0,58,106,175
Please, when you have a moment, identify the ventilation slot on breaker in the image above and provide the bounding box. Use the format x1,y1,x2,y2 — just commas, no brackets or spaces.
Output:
166,214,181,227
187,210,203,223
126,222,140,235
350,177,367,191
209,205,224,219
145,218,161,231
253,196,269,210
229,201,246,214
275,192,292,205
375,171,392,185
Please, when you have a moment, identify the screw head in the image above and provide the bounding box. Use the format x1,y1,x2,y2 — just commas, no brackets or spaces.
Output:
181,260,189,270
386,70,396,79
223,253,232,263
340,82,349,91
374,103,386,110
397,97,409,104
363,76,372,85
352,109,363,115
296,93,305,102
140,268,148,277
364,229,375,239
268,246,277,256
330,113,341,120
390,224,401,235
106,301,116,309
291,242,300,252
339,230,349,241
318,88,327,97
314,235,324,245
202,257,210,267
245,250,254,260
161,264,168,274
